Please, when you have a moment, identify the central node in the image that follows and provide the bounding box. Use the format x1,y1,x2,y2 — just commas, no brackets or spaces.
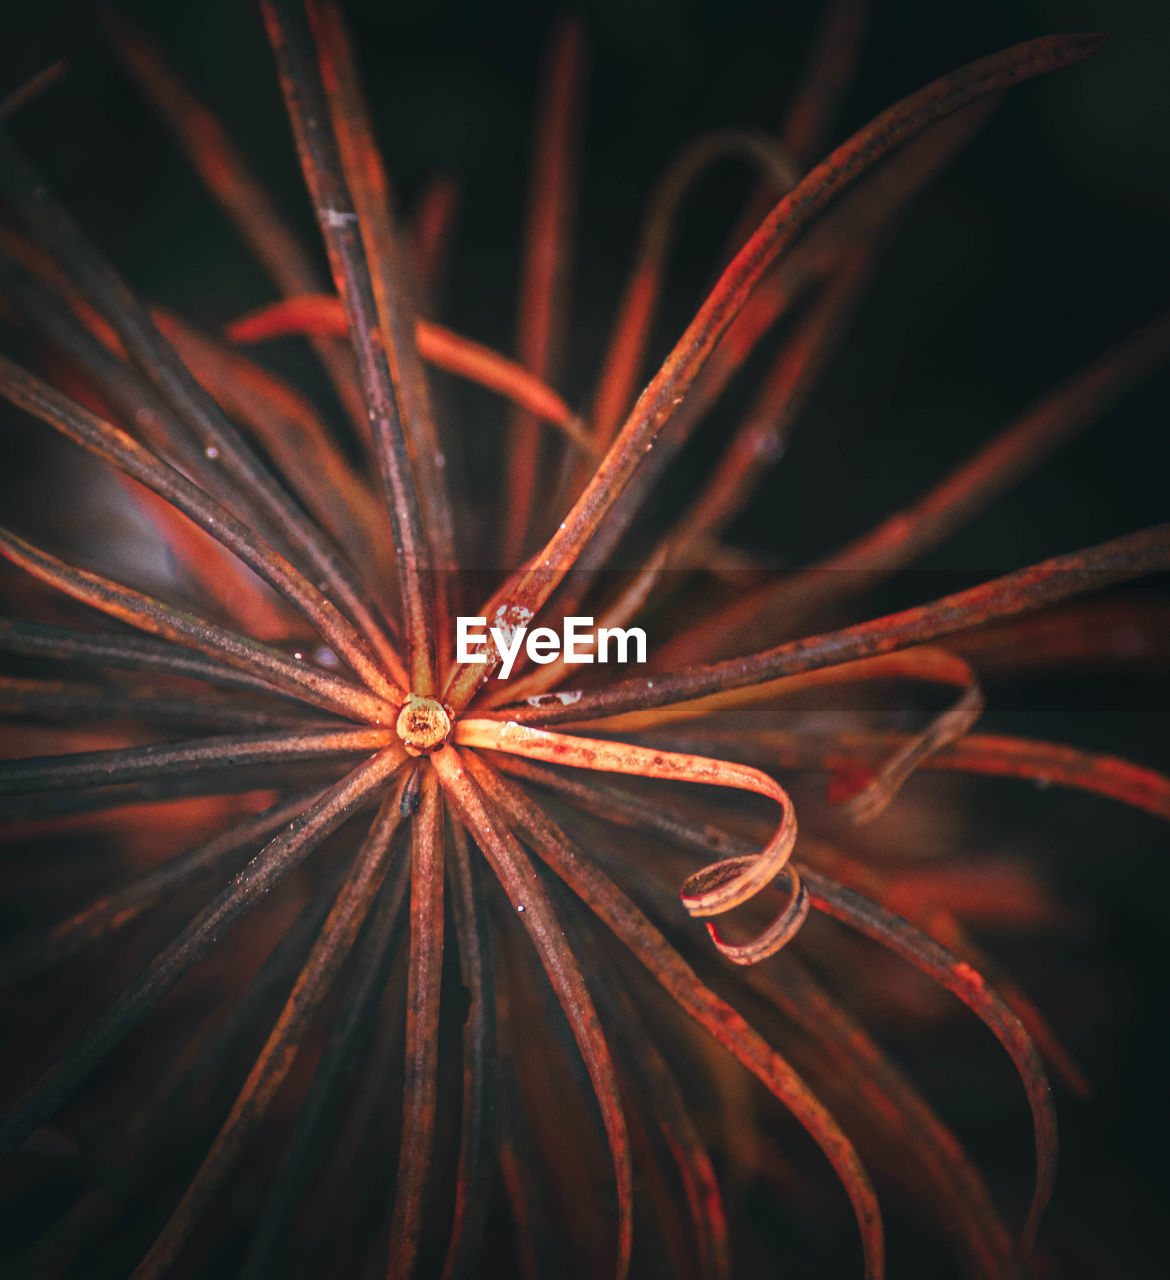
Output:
395,694,452,756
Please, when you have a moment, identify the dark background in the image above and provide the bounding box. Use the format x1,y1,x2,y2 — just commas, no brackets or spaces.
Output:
1,1,1168,1275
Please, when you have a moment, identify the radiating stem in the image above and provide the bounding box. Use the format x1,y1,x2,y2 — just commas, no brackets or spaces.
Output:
433,744,634,1280
0,675,314,732
591,129,799,450
0,353,404,703
157,311,393,588
691,726,1170,821
0,727,394,797
0,130,396,678
238,854,410,1280
501,15,586,563
0,525,396,722
500,524,1170,725
96,3,372,441
310,0,459,653
659,244,876,566
0,619,301,700
670,307,1170,659
385,767,445,1280
0,745,404,1157
260,0,437,694
130,784,407,1280
0,791,318,985
440,816,497,1280
227,295,593,452
804,869,1057,1258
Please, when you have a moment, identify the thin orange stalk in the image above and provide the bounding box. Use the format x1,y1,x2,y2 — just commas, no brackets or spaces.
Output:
432,743,634,1280
456,719,802,961
226,295,594,453
500,16,586,563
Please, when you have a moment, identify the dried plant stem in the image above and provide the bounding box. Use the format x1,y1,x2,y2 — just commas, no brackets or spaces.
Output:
0,133,391,676
157,312,392,584
227,295,593,453
0,618,303,702
440,818,497,1280
0,791,318,984
432,744,634,1280
0,675,311,731
689,727,1170,820
501,16,585,563
0,354,404,703
96,3,372,440
130,785,407,1279
311,0,459,653
0,727,392,797
261,0,436,693
804,871,1056,1258
238,854,410,1280
669,307,1170,660
590,128,800,449
503,525,1170,725
0,527,397,723
0,745,405,1157
386,768,445,1280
